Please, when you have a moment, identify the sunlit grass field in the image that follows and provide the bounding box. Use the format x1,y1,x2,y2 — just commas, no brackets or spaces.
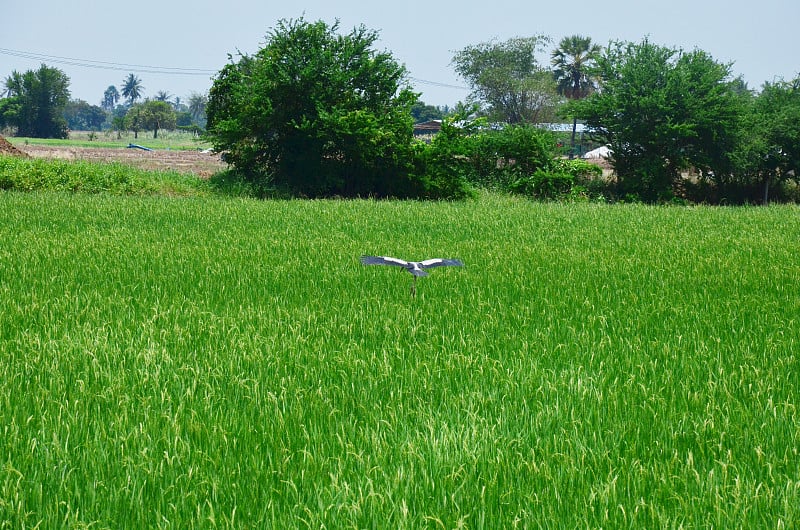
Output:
1,191,799,528
8,130,209,150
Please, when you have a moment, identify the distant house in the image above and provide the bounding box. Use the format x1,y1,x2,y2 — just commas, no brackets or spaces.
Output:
413,120,442,136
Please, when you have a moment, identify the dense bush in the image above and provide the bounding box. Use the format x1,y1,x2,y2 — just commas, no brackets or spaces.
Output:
408,141,476,200
206,18,468,199
508,168,574,198
508,158,604,199
414,119,558,192
407,120,613,200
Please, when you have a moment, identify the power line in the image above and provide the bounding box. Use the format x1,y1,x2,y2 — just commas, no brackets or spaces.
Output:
409,76,468,91
0,47,217,76
0,47,468,89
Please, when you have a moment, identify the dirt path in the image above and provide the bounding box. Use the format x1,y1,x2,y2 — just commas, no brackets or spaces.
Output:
13,144,228,178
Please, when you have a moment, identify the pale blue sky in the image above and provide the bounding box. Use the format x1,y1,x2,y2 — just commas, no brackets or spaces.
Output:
2,0,797,107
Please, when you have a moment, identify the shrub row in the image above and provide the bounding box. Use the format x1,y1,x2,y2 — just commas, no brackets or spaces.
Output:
416,120,604,201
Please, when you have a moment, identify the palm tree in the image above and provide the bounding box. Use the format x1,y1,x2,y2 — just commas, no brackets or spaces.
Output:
120,73,144,106
102,85,120,111
187,91,208,128
551,35,601,157
154,90,172,104
3,71,23,98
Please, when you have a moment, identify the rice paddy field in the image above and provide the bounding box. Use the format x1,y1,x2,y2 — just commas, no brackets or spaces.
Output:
1,191,799,528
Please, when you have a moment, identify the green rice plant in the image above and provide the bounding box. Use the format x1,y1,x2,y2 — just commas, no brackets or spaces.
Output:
0,192,798,528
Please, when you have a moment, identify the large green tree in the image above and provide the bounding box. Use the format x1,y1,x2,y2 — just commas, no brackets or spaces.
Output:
571,39,743,201
130,99,177,138
451,35,558,124
1,64,70,138
206,18,421,197
734,77,800,203
551,35,601,157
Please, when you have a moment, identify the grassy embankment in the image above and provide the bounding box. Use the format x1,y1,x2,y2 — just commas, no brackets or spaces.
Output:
1,183,798,527
0,155,211,196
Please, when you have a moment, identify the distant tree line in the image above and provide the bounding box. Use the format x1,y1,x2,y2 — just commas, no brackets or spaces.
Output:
1,66,208,140
2,21,799,203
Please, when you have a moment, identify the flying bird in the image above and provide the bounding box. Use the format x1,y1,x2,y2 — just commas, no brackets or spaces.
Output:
360,255,464,296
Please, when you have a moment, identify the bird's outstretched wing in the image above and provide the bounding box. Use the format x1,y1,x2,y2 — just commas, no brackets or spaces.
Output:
419,258,464,269
360,255,410,267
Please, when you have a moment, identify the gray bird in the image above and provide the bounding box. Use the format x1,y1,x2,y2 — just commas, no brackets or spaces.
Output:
360,255,464,296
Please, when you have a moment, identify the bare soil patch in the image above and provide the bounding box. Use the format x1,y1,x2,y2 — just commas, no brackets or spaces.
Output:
14,144,227,178
0,135,29,157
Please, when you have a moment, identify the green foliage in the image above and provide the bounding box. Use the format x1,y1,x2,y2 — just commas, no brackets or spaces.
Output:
1,64,70,138
410,101,446,123
509,158,604,199
102,85,121,111
175,110,194,128
551,35,601,155
206,18,437,198
2,194,800,527
479,123,558,183
130,99,177,138
408,138,476,200
0,155,208,196
571,39,744,202
413,111,486,188
124,104,144,138
553,157,603,179
729,77,800,204
452,36,559,124
508,167,575,198
416,109,558,194
551,35,601,101
64,99,107,131
187,91,208,129
0,97,21,129
120,73,144,105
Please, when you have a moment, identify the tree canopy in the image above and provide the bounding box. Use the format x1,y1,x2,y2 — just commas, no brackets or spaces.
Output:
452,36,558,124
134,99,177,139
206,18,423,197
0,64,70,138
733,78,800,203
410,101,446,123
570,39,744,201
64,99,106,131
